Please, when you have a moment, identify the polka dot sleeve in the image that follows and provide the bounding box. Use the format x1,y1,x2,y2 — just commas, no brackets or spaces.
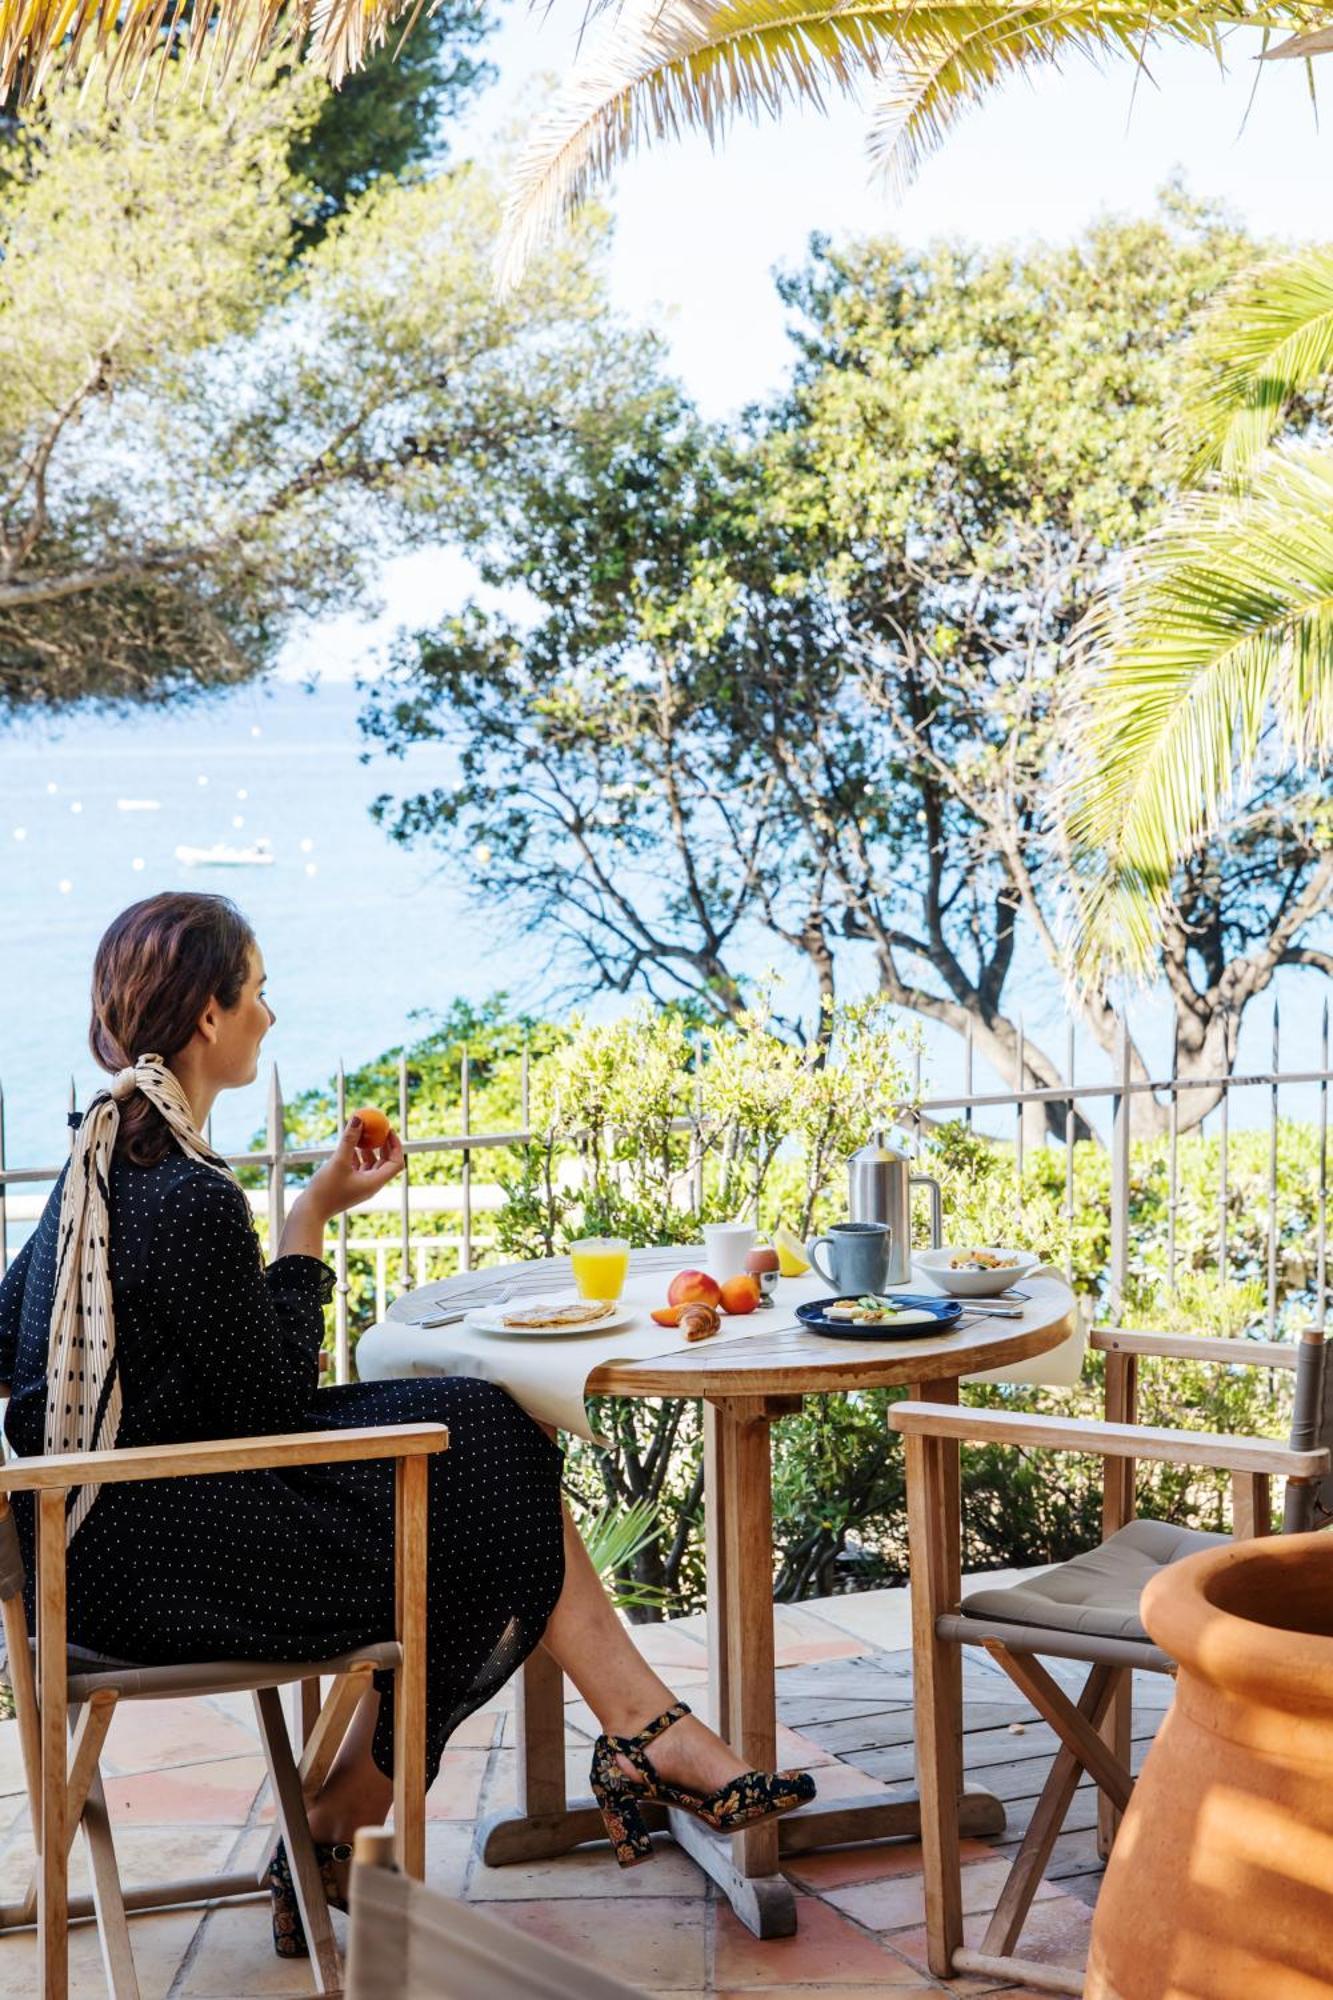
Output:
150,1166,332,1437
0,1233,35,1389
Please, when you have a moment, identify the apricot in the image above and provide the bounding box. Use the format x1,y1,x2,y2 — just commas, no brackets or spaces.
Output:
667,1269,722,1308
651,1305,685,1327
353,1105,391,1150
719,1274,761,1316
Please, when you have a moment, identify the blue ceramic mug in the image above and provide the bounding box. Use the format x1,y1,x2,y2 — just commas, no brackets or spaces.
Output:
808,1221,894,1296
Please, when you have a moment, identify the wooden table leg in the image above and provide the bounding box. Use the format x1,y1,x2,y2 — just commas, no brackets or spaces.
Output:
479,1645,625,1865
667,1396,796,1938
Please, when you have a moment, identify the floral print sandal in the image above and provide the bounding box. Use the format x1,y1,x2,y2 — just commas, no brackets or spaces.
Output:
264,1835,353,1958
590,1700,816,1866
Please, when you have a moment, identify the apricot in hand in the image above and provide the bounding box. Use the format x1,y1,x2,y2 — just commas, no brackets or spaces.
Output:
353,1106,391,1150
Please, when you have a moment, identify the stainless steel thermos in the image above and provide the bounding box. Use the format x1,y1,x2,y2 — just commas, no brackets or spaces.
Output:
846,1130,942,1285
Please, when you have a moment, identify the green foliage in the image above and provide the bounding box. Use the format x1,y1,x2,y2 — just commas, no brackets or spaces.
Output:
366,196,1329,1152
271,998,1321,1617
290,4,495,245
0,56,613,712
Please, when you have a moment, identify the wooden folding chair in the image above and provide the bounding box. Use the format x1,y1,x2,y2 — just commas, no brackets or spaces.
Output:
0,1420,447,2000
888,1325,1333,1996
345,1826,645,1999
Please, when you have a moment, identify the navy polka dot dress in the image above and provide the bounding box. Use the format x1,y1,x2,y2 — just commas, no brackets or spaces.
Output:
0,1151,566,1785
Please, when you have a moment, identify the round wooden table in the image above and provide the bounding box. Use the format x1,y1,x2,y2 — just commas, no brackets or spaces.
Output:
360,1251,1077,1938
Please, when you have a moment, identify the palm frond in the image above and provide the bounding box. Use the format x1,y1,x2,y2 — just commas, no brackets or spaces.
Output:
497,0,1332,288
1180,245,1333,484
865,4,1218,195
1262,20,1333,51
498,0,896,291
579,1496,667,1611
1068,444,1333,978
0,0,415,105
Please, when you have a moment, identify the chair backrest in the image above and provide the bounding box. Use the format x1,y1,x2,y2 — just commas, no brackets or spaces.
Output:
345,1830,644,2000
1284,1329,1333,1534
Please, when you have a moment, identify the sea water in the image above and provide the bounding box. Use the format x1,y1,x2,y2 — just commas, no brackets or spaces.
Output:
0,679,504,1174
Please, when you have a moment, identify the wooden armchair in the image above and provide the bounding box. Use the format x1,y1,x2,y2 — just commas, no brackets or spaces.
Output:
345,1826,645,1999
0,1421,447,2000
887,1326,1332,1996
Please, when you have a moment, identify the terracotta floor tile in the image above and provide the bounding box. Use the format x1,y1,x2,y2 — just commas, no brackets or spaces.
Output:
104,1754,268,1827
629,1625,710,1668
426,1821,476,1897
774,1637,869,1668
823,1857,1061,1930
499,1895,706,1988
714,1894,932,1987
787,1838,997,1892
101,1699,260,1776
713,1987,935,1998
0,1906,203,2000
425,1747,488,1820
468,1836,705,1902
450,1707,500,1749
775,1724,840,1770
178,1899,337,1996
886,1891,1092,1976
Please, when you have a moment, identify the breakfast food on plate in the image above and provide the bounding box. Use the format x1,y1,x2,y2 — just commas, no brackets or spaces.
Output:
824,1297,936,1328
949,1250,1021,1272
353,1106,391,1149
719,1274,761,1315
502,1299,617,1330
667,1269,723,1307
680,1302,721,1341
772,1226,811,1278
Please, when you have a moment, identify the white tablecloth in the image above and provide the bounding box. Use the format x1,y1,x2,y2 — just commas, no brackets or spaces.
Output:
353,1251,1083,1439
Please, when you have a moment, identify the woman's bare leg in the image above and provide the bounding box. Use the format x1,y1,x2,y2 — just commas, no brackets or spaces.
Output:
308,1505,753,1842
541,1506,750,1793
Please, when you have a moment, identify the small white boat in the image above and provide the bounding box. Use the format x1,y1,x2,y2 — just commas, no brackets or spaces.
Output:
174,837,274,868
117,799,161,812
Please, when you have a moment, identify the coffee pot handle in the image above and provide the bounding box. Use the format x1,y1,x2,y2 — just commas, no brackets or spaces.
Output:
911,1174,943,1249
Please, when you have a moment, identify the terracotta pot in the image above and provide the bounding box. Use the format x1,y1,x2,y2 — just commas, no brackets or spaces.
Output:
1087,1529,1333,2000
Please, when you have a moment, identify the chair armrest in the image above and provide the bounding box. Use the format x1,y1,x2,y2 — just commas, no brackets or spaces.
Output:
1091,1329,1296,1370
0,1423,448,1491
887,1402,1327,1479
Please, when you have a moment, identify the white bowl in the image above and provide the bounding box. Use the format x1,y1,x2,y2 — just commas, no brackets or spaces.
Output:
912,1247,1041,1298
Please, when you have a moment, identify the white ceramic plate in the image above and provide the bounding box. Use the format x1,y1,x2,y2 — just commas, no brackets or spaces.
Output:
912,1247,1041,1298
465,1297,637,1339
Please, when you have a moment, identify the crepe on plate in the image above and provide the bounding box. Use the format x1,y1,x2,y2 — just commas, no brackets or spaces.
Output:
501,1299,617,1330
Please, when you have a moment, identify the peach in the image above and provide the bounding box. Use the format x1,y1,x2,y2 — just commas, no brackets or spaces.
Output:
650,1305,685,1327
353,1106,391,1150
667,1269,722,1308
719,1274,761,1316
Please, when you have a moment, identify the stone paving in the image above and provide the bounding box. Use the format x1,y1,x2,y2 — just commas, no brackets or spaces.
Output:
0,1580,1168,1998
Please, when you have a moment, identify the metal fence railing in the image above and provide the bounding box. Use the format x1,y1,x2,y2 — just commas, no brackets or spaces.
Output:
2,1002,1328,1385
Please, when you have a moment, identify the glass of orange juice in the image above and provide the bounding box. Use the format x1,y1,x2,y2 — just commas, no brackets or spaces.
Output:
570,1236,630,1303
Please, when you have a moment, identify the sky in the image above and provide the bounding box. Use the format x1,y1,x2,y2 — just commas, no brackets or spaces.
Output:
284,10,1333,682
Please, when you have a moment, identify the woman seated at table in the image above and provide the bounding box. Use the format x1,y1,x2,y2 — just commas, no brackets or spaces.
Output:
0,892,813,1957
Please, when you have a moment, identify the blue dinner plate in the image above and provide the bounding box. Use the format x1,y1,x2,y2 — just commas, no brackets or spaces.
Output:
797,1293,963,1340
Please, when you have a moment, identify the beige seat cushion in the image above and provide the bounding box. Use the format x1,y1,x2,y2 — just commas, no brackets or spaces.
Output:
1,1637,401,1703
959,1520,1230,1643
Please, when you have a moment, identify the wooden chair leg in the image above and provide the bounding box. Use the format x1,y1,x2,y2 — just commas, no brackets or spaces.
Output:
393,1455,429,1881
81,1765,141,2000
254,1686,342,1994
259,1665,374,1879
978,1654,1120,1956
1097,1673,1133,1860
904,1428,964,1981
37,1488,69,2000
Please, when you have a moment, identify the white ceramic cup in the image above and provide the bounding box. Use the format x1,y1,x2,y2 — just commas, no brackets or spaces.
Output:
702,1221,758,1281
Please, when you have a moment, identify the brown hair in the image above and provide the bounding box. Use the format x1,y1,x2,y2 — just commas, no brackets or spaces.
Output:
90,893,256,1166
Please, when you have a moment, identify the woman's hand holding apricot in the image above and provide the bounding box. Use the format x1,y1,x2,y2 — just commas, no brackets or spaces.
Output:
305,1113,404,1219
